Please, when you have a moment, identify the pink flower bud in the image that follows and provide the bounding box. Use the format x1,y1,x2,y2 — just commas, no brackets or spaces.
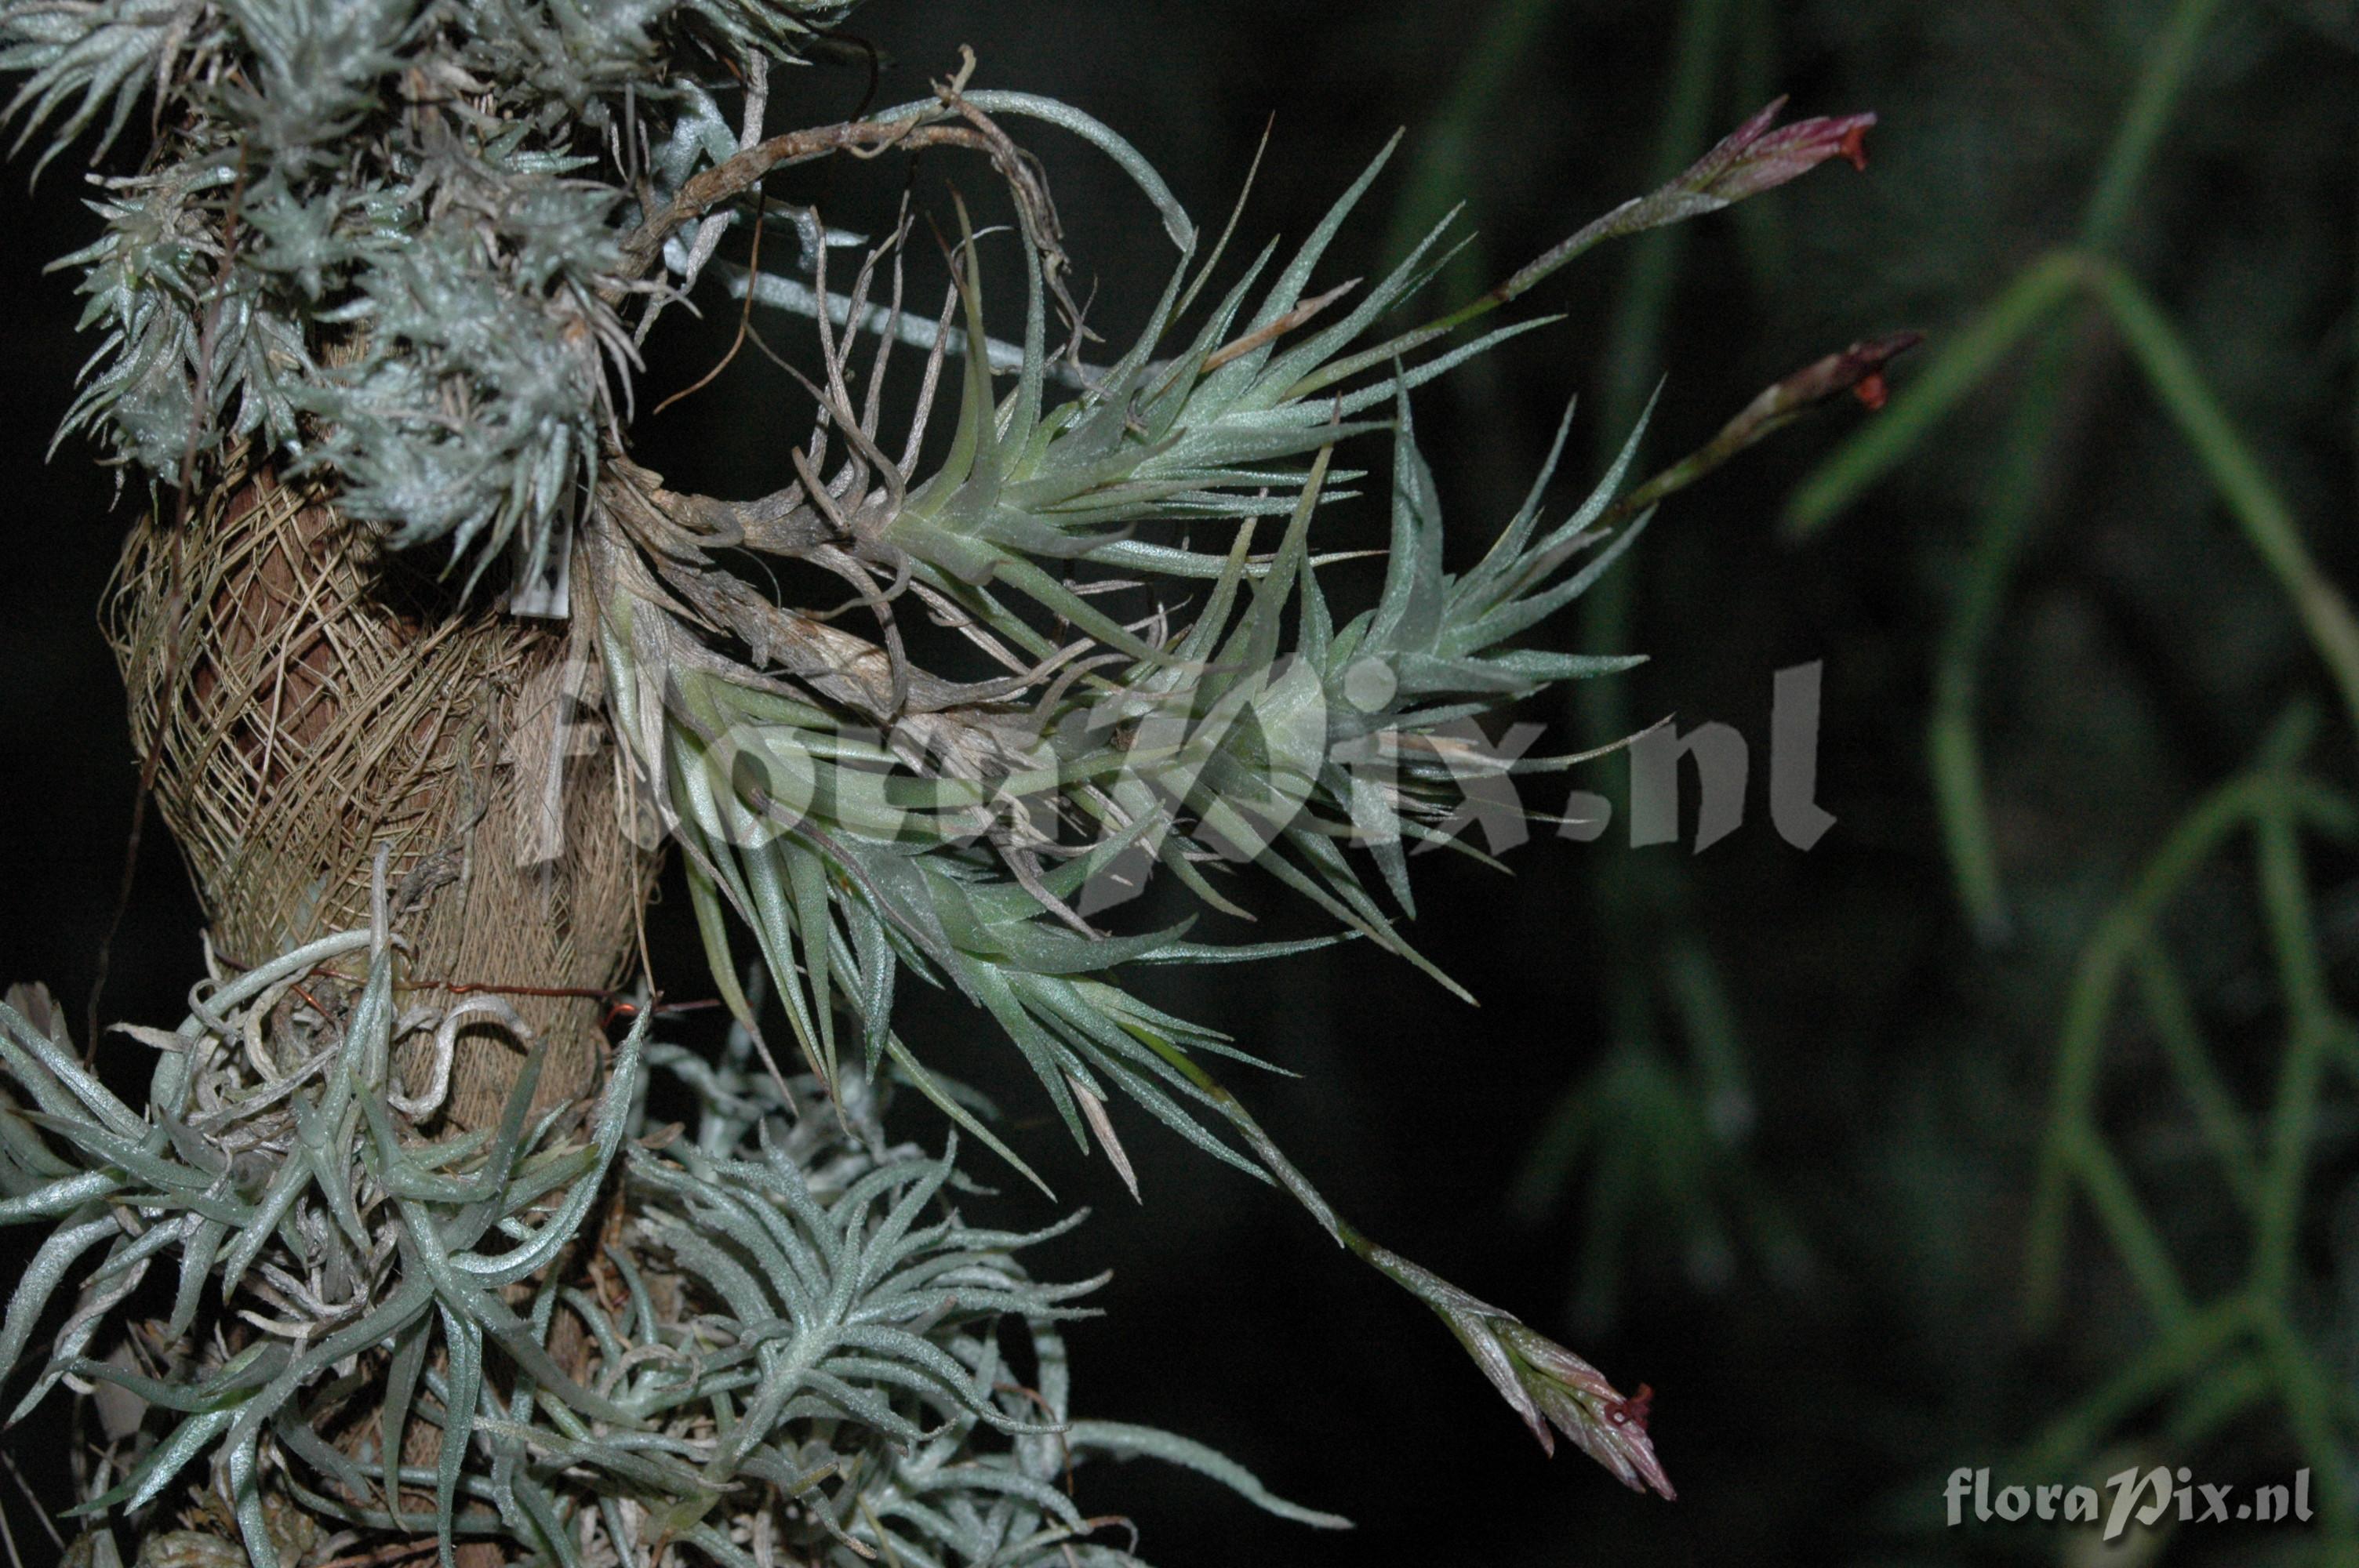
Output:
1496,1319,1677,1499
1681,96,1878,205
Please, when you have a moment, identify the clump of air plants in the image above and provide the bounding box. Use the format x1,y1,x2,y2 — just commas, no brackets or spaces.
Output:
0,3,1894,1563
0,896,1346,1566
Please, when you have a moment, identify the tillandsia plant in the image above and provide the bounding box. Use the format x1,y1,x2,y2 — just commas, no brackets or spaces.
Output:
0,898,1350,1568
0,4,1900,1564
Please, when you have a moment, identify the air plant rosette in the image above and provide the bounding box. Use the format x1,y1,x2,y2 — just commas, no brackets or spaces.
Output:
0,4,1897,1563
2,904,1350,1568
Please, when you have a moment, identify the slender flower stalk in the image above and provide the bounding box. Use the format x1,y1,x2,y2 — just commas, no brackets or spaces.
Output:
1296,98,1879,399
1598,333,1926,529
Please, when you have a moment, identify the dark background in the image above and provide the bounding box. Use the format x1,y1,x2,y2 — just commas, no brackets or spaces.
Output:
3,2,2356,1564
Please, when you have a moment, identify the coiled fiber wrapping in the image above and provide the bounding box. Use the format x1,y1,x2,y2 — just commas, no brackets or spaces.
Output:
107,459,656,1127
